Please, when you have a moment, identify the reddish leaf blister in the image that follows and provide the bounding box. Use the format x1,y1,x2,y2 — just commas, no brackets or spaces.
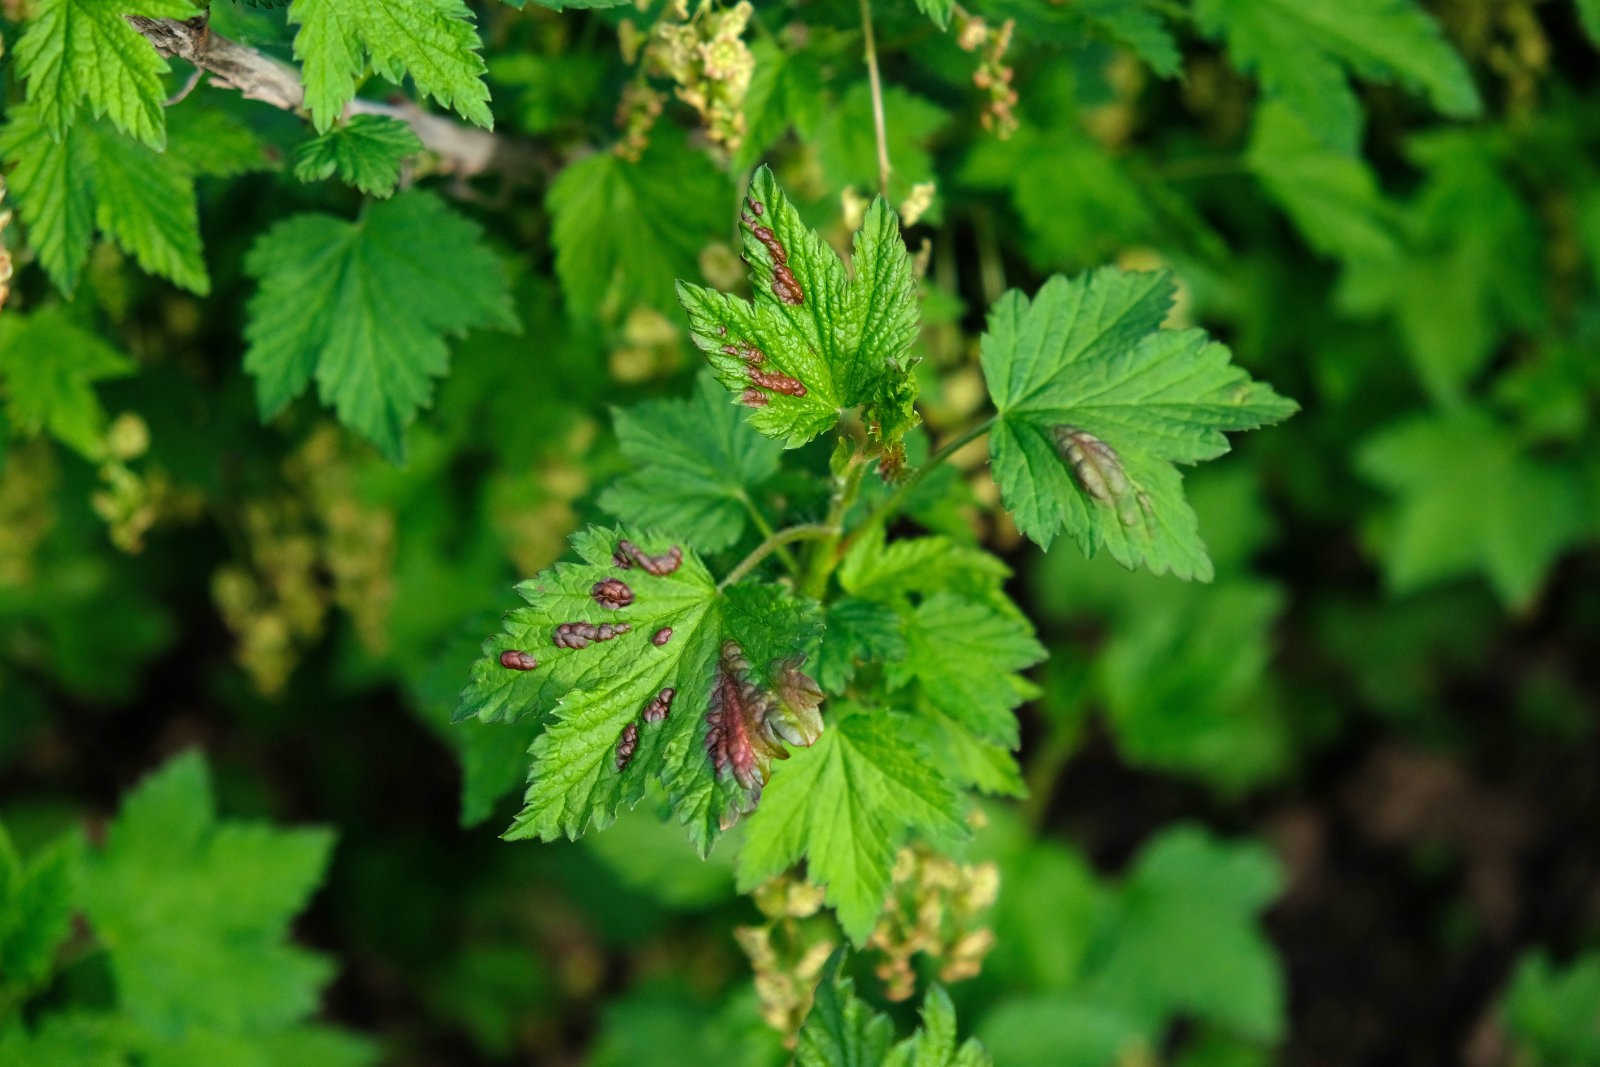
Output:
748,367,806,397
704,642,823,799
1050,425,1150,527
591,577,635,609
499,649,539,671
553,621,632,649
652,627,673,646
770,264,805,306
613,539,683,576
615,722,639,771
643,687,675,723
740,388,769,407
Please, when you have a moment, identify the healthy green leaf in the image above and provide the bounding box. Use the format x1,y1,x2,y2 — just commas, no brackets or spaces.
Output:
80,750,341,1033
597,369,784,552
980,267,1297,578
166,102,276,177
1088,825,1286,1041
549,132,729,321
1357,411,1588,610
1193,0,1480,152
243,190,517,462
1501,950,1600,1065
87,118,209,293
884,985,992,1067
288,0,492,132
982,0,1180,77
506,0,629,8
1247,101,1400,264
1582,0,1600,46
0,107,94,294
813,85,949,209
797,957,990,1067
913,0,952,30
0,307,135,457
0,106,205,295
291,115,424,198
1336,131,1542,401
456,527,827,855
814,596,905,692
887,592,1045,748
677,166,920,457
0,822,81,1001
12,0,198,148
738,705,968,942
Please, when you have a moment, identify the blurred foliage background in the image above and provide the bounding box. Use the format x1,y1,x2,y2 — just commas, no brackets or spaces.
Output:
4,0,1600,1063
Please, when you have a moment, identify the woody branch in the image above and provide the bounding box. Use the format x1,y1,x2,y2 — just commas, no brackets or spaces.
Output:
127,14,551,179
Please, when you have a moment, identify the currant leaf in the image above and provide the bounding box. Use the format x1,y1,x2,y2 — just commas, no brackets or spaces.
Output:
737,705,968,942
288,0,492,133
456,527,826,854
676,165,920,462
597,369,784,552
242,190,517,462
980,267,1297,579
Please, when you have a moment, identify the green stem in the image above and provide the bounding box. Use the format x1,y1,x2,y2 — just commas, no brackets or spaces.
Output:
858,0,891,197
838,415,994,557
1020,725,1078,830
718,524,838,591
738,491,798,575
799,452,868,599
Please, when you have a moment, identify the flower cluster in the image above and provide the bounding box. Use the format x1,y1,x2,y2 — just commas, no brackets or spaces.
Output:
616,1,755,158
867,842,999,1001
734,875,838,1043
955,10,1018,139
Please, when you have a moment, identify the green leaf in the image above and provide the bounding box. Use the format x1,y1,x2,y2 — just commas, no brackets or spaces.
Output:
166,102,276,177
456,527,827,855
980,267,1297,578
0,307,135,458
597,369,784,552
734,40,826,173
677,166,920,457
549,132,729,321
288,0,492,132
291,115,424,198
976,997,1152,1067
1582,0,1600,46
814,596,905,692
1089,825,1286,1041
837,528,1009,603
243,190,517,462
1247,101,1399,264
1357,411,1588,610
1097,582,1288,791
738,706,968,942
0,107,94,293
86,118,209,294
507,0,630,8
798,958,990,1067
884,985,993,1067
0,822,81,1000
982,0,1180,77
80,750,342,1033
0,106,207,295
913,0,952,30
814,84,948,212
1501,950,1600,1065
961,121,1159,274
1193,0,1480,152
12,0,198,148
1336,131,1542,401
887,593,1045,747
